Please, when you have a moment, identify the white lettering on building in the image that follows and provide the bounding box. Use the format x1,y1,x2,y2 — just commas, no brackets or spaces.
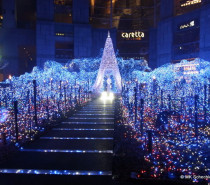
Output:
121,31,144,39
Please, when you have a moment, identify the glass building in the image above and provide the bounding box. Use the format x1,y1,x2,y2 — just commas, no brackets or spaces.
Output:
0,0,210,79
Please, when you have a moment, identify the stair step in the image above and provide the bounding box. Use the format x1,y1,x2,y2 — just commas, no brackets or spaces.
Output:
40,137,113,140
0,99,116,185
52,128,114,131
0,152,113,171
20,149,113,154
55,124,114,129
44,130,113,138
69,118,114,120
23,139,113,150
0,169,112,176
75,114,113,116
62,122,113,124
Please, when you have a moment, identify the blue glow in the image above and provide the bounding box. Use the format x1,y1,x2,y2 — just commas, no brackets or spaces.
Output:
0,47,208,183
21,149,113,153
40,137,113,140
0,108,9,123
0,169,112,176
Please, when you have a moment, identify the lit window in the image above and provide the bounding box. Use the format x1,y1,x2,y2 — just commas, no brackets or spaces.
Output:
56,33,65,36
179,20,195,30
180,0,201,7
54,0,65,5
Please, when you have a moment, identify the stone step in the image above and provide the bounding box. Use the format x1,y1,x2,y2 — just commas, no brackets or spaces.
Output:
23,139,113,150
71,116,114,119
62,122,114,124
20,149,113,154
44,130,113,138
68,118,114,121
78,111,114,113
39,137,113,140
75,114,114,116
52,128,114,131
56,124,114,129
0,169,112,176
0,152,113,171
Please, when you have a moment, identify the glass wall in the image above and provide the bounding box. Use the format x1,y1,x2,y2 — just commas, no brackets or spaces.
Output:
90,0,158,60
174,0,202,16
54,0,73,24
173,18,200,61
16,0,36,29
55,42,74,59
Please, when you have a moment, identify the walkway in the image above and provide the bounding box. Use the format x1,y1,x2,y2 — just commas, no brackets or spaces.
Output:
0,99,134,185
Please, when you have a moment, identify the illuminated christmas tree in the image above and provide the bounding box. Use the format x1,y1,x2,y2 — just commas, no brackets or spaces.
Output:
92,32,122,93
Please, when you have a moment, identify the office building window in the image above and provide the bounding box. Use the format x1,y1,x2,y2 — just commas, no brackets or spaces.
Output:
54,0,72,23
55,42,74,59
90,0,156,29
16,0,36,29
175,0,202,16
174,28,200,45
55,24,74,37
174,42,199,55
173,18,200,58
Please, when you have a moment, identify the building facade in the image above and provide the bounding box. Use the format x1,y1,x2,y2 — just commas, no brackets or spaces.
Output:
1,0,208,79
0,0,116,79
90,0,158,60
149,0,210,69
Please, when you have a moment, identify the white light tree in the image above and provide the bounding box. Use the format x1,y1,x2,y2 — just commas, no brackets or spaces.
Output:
92,32,122,93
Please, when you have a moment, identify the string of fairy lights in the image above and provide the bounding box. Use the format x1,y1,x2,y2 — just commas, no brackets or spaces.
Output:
0,55,209,183
120,58,210,183
0,61,91,144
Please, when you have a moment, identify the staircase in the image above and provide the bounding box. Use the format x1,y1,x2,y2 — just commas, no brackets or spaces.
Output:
0,99,134,185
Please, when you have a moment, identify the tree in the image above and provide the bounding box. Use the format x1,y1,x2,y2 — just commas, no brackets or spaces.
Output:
92,32,122,93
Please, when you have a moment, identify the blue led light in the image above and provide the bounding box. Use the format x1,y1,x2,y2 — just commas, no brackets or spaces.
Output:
0,46,209,182
21,149,113,153
0,108,9,123
0,169,112,176
40,137,113,140
15,143,20,147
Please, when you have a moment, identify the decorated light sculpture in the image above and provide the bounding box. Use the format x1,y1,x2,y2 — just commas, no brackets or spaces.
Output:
92,31,122,93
